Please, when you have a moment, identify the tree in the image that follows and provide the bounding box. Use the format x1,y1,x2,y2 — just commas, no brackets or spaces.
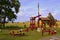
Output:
48,12,56,27
0,0,20,28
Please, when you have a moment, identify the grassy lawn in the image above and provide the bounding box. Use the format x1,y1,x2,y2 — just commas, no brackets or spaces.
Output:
0,28,60,40
0,22,60,40
0,29,42,40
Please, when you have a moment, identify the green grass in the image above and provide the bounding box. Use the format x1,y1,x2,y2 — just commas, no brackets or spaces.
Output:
0,29,42,40
0,22,60,40
0,28,60,40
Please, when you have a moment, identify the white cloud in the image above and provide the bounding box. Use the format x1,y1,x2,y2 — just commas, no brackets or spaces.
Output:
52,12,56,16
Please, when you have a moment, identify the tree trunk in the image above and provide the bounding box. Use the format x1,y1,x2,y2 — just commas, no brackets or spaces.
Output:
3,17,6,28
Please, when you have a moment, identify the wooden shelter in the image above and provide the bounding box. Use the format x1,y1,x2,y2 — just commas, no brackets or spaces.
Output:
30,1,51,29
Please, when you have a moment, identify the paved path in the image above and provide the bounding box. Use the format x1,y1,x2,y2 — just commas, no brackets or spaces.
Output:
39,35,60,40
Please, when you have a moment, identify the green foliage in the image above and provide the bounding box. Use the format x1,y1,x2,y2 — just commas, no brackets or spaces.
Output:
48,12,56,26
0,0,20,27
0,0,20,20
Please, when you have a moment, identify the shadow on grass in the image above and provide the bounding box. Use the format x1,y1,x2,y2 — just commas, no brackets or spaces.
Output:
9,33,30,37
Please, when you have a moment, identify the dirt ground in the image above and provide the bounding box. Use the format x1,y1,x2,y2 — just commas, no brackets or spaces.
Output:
39,35,60,40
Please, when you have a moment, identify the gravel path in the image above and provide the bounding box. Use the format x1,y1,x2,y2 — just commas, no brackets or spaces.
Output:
39,35,60,40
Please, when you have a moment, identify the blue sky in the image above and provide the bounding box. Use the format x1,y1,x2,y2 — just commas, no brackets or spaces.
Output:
15,0,60,22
